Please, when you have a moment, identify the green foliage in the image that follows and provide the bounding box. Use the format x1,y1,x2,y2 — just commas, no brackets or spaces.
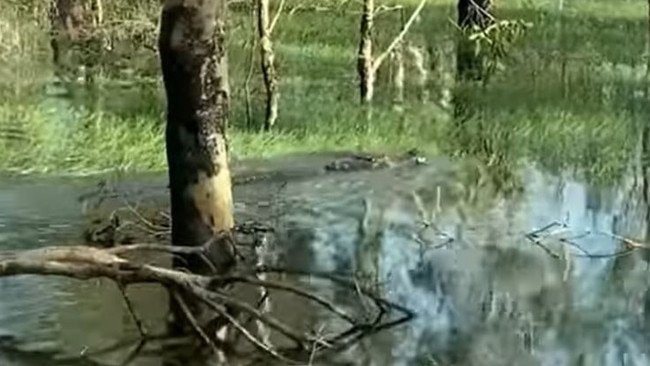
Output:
465,19,534,81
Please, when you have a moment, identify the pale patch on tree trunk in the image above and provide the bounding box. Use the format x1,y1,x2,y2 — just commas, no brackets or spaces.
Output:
257,0,283,131
159,0,235,345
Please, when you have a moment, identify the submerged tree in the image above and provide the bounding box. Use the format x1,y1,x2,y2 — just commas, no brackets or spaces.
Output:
257,0,284,131
357,0,427,104
159,0,236,332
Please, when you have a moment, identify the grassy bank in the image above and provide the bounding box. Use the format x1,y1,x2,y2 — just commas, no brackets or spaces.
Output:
0,0,646,184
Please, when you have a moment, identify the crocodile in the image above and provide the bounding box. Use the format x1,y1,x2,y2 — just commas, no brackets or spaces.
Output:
324,148,427,172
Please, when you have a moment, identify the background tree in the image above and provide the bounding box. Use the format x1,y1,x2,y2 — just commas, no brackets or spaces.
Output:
357,0,427,105
49,0,104,84
257,0,284,131
456,0,493,82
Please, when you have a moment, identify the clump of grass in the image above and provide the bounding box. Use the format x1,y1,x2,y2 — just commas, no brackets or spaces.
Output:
0,103,165,174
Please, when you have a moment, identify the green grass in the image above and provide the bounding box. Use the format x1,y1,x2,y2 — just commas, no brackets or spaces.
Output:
0,99,444,174
0,0,647,185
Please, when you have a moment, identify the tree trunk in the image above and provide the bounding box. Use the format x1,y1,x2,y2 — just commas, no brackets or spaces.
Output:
257,0,280,131
454,0,492,121
358,0,375,104
391,45,404,110
49,0,102,83
159,0,235,274
391,8,406,111
456,0,492,82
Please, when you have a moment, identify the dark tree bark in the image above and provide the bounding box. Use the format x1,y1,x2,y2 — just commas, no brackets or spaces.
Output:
453,0,492,122
159,0,235,276
456,0,492,82
357,0,375,104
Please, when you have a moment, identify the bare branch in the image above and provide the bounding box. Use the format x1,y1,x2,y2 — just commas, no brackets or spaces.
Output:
373,4,403,17
372,0,427,72
217,275,356,324
172,290,221,356
268,0,286,34
190,290,294,363
117,282,148,339
0,244,413,362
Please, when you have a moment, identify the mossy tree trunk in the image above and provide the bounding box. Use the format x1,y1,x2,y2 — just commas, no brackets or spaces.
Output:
160,0,235,282
257,0,280,131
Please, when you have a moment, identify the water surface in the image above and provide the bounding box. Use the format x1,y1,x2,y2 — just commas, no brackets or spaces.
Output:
1,153,650,366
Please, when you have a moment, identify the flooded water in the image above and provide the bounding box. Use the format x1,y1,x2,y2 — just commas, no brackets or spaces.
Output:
2,153,650,365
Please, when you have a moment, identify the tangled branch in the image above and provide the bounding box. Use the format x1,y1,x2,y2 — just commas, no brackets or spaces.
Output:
0,241,413,364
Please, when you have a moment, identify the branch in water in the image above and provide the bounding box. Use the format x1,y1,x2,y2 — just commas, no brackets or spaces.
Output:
0,243,413,363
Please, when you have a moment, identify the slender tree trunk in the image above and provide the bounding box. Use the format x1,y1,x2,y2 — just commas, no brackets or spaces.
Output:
391,8,406,111
355,198,384,294
257,0,280,131
358,0,375,104
392,48,404,109
159,0,235,292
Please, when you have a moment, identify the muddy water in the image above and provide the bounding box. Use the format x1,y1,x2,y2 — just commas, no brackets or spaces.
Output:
1,153,650,366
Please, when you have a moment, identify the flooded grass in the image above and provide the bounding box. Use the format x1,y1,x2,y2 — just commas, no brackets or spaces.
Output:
0,0,646,181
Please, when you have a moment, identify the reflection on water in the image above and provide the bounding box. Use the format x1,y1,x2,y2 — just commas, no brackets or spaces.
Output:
2,154,650,365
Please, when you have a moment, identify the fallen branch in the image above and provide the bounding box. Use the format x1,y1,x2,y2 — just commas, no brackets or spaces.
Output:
0,242,412,363
524,221,650,260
